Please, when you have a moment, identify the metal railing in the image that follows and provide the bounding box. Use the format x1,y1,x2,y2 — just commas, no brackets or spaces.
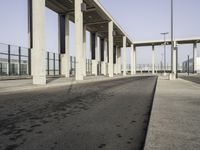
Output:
86,59,92,75
0,43,31,76
46,52,61,76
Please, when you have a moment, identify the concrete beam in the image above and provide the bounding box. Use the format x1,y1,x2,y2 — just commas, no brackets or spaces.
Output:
32,0,46,85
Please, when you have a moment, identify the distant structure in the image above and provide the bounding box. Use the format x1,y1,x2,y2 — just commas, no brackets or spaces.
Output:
182,57,200,73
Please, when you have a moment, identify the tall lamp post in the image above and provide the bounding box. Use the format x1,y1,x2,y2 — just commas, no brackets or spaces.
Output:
161,32,169,74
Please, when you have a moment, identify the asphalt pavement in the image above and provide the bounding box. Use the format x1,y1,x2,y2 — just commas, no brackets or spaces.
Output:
0,76,157,150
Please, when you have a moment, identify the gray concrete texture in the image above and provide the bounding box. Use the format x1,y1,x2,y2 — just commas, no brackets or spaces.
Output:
144,78,200,150
0,76,157,150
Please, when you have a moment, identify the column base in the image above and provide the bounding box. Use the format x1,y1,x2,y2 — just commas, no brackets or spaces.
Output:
33,75,46,85
92,60,97,76
113,64,117,75
61,54,69,78
101,62,106,75
108,63,114,77
169,73,176,80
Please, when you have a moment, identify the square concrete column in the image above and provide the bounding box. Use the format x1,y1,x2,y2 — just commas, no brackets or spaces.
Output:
60,15,70,78
100,38,106,75
123,36,127,76
133,46,136,74
83,24,87,76
170,41,177,80
108,21,114,77
104,39,108,75
32,0,46,85
75,0,84,80
173,41,177,74
117,46,121,74
91,32,98,76
131,44,134,75
152,45,155,74
193,43,197,73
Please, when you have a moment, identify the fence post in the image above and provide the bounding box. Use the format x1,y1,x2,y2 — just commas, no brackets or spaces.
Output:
53,53,56,76
18,47,21,75
47,52,50,75
74,57,76,75
59,54,61,75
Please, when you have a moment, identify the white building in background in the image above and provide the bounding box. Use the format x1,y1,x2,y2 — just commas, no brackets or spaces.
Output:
182,57,200,73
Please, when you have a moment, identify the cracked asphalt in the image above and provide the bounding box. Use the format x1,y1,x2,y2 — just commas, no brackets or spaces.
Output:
0,76,157,150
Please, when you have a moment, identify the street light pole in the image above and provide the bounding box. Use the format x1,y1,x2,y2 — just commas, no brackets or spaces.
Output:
161,32,169,74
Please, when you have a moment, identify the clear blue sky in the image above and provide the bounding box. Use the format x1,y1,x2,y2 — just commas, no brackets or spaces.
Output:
0,0,199,66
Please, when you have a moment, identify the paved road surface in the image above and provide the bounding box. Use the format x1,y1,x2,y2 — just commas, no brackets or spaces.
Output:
0,76,157,150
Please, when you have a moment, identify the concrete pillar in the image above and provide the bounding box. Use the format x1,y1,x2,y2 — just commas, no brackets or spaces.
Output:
60,15,69,78
91,33,98,76
133,46,136,74
173,41,177,74
131,44,134,75
75,0,84,80
193,43,197,73
116,46,121,74
101,38,106,75
83,24,86,76
32,0,46,85
123,36,127,76
152,45,155,74
170,41,177,80
108,21,114,77
104,39,108,75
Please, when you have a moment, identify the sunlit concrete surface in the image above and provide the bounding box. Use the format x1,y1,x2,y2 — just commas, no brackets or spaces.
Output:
144,78,200,150
0,76,157,150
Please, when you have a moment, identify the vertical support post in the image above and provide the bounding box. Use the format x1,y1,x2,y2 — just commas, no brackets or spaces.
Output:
193,43,197,74
28,48,31,75
91,32,98,75
123,36,127,76
18,47,21,75
60,14,70,77
133,46,136,74
100,38,106,75
188,55,190,76
104,39,108,75
28,0,33,49
75,0,84,80
117,47,121,74
173,41,177,75
8,45,11,76
32,0,46,84
53,53,56,75
108,21,114,77
47,52,50,75
131,44,134,75
83,24,87,76
152,45,155,74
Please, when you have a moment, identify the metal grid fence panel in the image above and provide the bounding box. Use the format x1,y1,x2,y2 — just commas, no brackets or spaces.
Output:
0,43,30,76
